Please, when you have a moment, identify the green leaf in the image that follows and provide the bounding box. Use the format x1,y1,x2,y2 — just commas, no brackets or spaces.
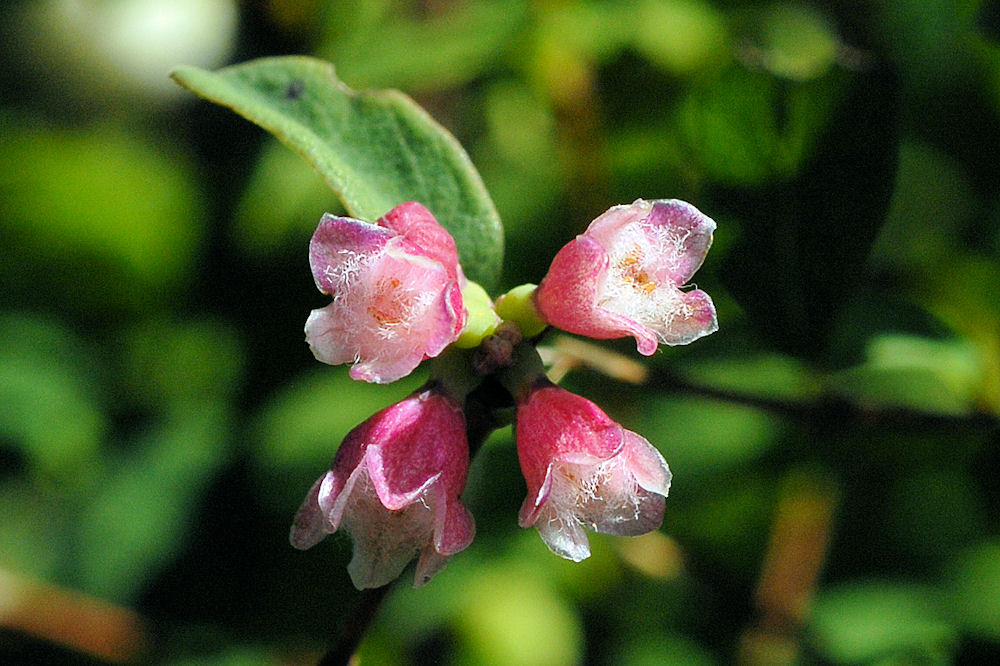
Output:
872,141,976,272
381,555,583,666
808,581,958,664
674,66,848,186
76,406,231,603
76,318,242,602
171,56,503,288
233,137,343,257
632,0,730,76
452,569,582,666
0,120,205,313
826,334,984,416
319,1,527,92
0,313,105,481
946,539,1000,640
637,395,781,476
0,481,69,579
616,634,717,666
674,352,822,405
740,3,840,81
120,318,246,408
887,470,987,567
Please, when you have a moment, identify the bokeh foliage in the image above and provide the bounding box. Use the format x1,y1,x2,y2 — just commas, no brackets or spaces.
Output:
2,0,1000,664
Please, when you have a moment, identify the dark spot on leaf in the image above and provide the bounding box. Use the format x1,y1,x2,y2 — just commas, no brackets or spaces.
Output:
285,80,304,100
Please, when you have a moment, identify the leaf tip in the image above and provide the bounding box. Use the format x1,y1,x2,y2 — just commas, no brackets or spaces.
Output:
168,64,205,92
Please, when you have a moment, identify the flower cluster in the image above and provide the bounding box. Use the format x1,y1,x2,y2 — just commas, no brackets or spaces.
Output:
291,199,717,589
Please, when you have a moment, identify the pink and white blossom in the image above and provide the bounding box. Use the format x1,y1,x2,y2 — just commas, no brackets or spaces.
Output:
305,203,466,384
515,381,672,562
535,199,718,355
290,386,475,589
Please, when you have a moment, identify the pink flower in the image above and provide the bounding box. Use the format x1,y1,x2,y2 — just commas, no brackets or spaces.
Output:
305,202,467,384
516,381,672,561
290,386,475,589
535,199,718,355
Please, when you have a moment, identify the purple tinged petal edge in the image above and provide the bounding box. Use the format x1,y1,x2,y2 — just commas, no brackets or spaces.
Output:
309,214,393,295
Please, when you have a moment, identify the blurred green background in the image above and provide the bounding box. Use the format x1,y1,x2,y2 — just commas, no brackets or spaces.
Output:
2,0,1000,664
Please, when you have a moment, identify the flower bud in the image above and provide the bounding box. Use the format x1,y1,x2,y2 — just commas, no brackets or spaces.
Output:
535,199,718,355
290,386,475,589
515,381,672,561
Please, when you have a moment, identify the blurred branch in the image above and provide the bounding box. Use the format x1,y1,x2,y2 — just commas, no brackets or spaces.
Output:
0,568,148,663
539,335,649,385
738,473,839,665
648,367,999,435
539,334,1000,454
543,334,999,432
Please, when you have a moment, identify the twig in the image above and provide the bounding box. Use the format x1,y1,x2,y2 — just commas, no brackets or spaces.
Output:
317,583,394,666
738,473,838,664
0,568,147,663
648,367,999,434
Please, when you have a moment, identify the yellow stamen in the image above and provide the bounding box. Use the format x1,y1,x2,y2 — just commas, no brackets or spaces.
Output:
616,246,657,294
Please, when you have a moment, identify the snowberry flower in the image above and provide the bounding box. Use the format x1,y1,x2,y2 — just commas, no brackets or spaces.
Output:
515,380,672,562
289,385,475,589
535,199,718,355
305,202,467,384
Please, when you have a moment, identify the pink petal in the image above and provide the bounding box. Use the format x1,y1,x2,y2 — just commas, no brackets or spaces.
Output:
588,199,715,286
656,288,718,345
434,492,477,556
305,206,467,384
339,473,438,589
517,460,554,528
309,214,393,295
534,236,659,352
515,385,624,520
533,506,591,562
366,389,469,509
288,477,328,550
621,430,672,497
379,202,463,284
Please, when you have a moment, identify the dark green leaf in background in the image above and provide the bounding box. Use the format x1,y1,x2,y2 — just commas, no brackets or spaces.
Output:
0,121,205,314
171,56,504,288
233,137,344,258
75,318,245,602
948,539,1000,641
718,59,901,363
76,407,231,603
318,0,527,93
0,314,105,481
